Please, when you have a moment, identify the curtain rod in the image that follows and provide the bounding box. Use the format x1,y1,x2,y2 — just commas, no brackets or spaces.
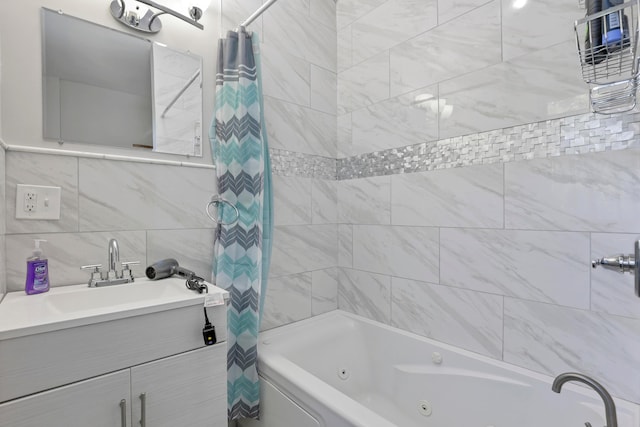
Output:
240,0,279,28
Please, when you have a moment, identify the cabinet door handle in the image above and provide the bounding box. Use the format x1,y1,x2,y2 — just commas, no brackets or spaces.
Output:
119,399,127,427
140,393,147,427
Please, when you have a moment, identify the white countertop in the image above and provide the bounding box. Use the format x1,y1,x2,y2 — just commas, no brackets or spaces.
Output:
0,278,228,340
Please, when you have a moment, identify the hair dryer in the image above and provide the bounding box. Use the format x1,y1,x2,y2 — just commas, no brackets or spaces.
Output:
146,258,199,280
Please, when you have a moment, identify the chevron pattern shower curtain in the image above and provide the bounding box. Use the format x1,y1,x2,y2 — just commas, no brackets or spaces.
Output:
210,30,273,420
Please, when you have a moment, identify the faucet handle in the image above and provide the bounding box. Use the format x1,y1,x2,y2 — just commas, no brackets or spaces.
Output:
81,264,103,271
81,264,104,286
122,261,140,267
122,261,140,282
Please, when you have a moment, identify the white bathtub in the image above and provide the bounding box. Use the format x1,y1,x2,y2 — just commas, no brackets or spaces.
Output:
239,311,640,427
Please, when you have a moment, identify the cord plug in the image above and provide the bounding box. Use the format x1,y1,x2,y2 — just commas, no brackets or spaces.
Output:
202,307,217,346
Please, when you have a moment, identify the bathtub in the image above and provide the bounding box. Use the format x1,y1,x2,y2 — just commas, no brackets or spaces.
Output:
238,311,640,427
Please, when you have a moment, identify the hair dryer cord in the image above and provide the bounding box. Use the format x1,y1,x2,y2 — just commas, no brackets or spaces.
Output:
185,275,208,293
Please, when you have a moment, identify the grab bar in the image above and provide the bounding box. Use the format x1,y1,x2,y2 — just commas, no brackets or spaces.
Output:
206,195,239,226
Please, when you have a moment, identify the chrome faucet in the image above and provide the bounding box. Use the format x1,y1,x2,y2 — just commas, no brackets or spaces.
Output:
81,238,139,287
108,238,120,277
552,372,617,427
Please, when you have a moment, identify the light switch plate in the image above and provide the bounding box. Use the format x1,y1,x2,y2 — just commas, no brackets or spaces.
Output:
15,184,62,220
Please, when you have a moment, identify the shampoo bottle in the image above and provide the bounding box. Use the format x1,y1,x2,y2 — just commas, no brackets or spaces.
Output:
602,0,628,49
25,239,50,295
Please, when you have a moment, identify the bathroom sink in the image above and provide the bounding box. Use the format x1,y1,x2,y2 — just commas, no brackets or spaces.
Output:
46,279,174,313
0,277,228,340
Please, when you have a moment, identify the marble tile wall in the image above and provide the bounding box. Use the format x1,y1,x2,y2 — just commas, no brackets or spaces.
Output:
265,191,339,329
391,278,504,359
337,0,586,158
222,0,339,330
2,147,339,313
337,148,640,404
258,0,337,160
2,151,218,292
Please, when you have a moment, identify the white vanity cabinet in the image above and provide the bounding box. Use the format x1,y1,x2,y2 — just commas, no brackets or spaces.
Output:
0,345,227,427
0,279,230,427
0,370,131,427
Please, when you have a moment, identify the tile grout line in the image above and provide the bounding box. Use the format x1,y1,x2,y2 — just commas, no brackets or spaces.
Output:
334,265,630,317
499,0,504,64
502,295,505,361
76,157,81,233
438,226,442,286
587,232,595,312
503,162,506,230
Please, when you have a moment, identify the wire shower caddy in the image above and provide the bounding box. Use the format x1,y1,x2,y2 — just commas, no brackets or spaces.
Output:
574,0,640,113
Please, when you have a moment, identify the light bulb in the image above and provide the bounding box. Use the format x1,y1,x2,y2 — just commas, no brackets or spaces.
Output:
414,93,435,103
429,99,447,115
412,93,435,110
441,105,454,120
512,0,527,9
182,0,211,20
192,0,211,12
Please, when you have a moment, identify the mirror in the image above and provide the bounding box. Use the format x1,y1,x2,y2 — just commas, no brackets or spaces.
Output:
41,8,203,157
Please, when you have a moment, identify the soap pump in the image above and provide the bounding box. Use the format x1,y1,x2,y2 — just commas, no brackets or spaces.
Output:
25,239,50,295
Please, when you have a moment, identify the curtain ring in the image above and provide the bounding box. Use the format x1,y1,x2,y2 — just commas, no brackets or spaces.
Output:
206,196,239,225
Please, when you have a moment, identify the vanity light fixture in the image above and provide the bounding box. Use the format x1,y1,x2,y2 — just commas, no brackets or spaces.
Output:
109,0,209,33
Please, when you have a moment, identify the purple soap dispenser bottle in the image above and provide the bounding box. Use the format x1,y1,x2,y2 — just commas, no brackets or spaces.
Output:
25,239,50,295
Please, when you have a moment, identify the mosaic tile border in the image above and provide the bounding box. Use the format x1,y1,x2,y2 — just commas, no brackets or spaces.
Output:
337,110,640,180
270,148,338,180
269,110,640,181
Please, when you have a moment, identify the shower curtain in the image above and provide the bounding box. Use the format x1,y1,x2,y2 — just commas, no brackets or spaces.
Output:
210,29,273,420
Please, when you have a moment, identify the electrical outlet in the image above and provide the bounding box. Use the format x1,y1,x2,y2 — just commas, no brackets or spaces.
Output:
24,192,37,212
15,185,62,220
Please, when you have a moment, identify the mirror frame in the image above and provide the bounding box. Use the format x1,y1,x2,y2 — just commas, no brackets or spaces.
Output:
40,7,204,158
